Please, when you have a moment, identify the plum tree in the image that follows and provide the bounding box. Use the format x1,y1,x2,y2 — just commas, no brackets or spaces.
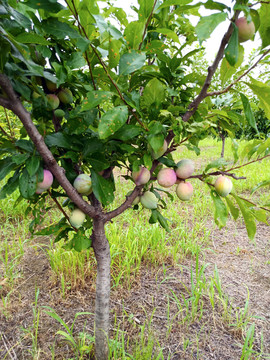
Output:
157,168,177,188
73,174,92,195
176,159,195,179
69,208,86,228
0,1,270,359
214,176,233,197
132,166,151,185
176,182,193,201
235,17,255,42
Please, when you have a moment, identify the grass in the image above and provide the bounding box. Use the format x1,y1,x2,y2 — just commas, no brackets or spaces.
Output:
1,137,270,359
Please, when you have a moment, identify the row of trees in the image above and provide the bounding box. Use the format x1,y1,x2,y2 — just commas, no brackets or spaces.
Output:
0,0,270,358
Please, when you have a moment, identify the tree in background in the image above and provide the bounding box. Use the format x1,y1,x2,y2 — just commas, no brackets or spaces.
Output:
1,0,270,359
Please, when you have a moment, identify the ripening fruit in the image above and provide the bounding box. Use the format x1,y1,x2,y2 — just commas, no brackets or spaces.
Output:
54,109,65,118
46,94,59,110
132,166,151,186
36,169,54,193
73,174,92,195
140,191,158,209
32,91,41,100
176,159,194,179
69,208,86,228
151,140,168,160
157,168,177,188
176,181,193,201
214,176,233,197
235,17,255,43
45,79,57,92
58,88,73,104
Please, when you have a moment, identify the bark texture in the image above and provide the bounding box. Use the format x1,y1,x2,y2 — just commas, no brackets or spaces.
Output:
92,218,111,360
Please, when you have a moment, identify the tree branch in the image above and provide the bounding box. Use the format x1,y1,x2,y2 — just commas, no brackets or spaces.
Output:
182,11,240,122
206,49,270,97
0,73,97,219
138,0,158,50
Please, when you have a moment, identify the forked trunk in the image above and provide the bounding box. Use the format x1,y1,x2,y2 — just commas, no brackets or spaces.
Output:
92,218,111,360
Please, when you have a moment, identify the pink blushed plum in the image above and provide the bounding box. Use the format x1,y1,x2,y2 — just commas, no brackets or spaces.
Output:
176,182,193,201
157,168,177,188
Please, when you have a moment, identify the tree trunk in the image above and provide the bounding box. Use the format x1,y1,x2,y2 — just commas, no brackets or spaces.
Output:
92,218,111,360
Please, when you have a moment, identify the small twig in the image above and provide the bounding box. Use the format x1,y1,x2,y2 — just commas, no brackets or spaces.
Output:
206,49,270,97
138,0,158,50
182,11,240,122
0,126,15,142
226,154,270,173
48,189,78,232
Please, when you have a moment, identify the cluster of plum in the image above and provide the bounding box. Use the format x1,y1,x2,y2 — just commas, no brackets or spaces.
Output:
132,160,233,210
33,78,73,118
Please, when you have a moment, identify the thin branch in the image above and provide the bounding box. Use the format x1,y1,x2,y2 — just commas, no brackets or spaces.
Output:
65,0,148,131
182,11,240,122
48,189,78,231
206,49,270,97
0,73,97,220
0,125,15,142
138,0,158,50
236,195,270,213
226,154,270,173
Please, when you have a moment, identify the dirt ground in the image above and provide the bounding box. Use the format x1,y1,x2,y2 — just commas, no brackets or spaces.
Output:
0,221,269,359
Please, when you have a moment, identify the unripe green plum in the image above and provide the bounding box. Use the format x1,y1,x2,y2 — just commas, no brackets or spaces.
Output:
54,109,65,118
45,79,57,92
176,181,193,201
157,168,177,188
58,88,73,104
235,17,255,43
132,166,151,186
73,174,92,195
46,94,59,110
151,140,168,159
176,159,194,179
69,208,86,228
214,176,233,197
36,169,53,193
32,91,41,100
140,191,158,209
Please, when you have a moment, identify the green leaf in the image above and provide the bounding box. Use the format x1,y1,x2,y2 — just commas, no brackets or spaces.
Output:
0,157,17,181
35,218,67,236
141,78,165,107
124,21,144,49
91,170,115,206
0,170,20,200
19,168,36,199
45,133,77,150
210,190,228,228
204,158,228,173
259,3,270,49
240,93,258,132
98,106,128,139
148,133,164,153
232,194,256,240
15,32,50,45
225,23,238,66
109,38,122,68
207,186,228,219
150,28,180,43
157,0,191,10
195,12,227,43
149,209,158,224
245,78,270,120
24,0,65,12
119,51,146,75
81,91,112,111
251,209,268,225
157,211,170,231
12,153,30,165
65,52,86,69
138,0,155,20
15,139,34,153
26,156,40,177
251,180,270,194
73,229,92,252
112,124,142,141
220,45,244,86
225,197,239,220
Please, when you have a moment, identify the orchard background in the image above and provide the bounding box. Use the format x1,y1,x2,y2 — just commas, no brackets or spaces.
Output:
0,0,270,359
